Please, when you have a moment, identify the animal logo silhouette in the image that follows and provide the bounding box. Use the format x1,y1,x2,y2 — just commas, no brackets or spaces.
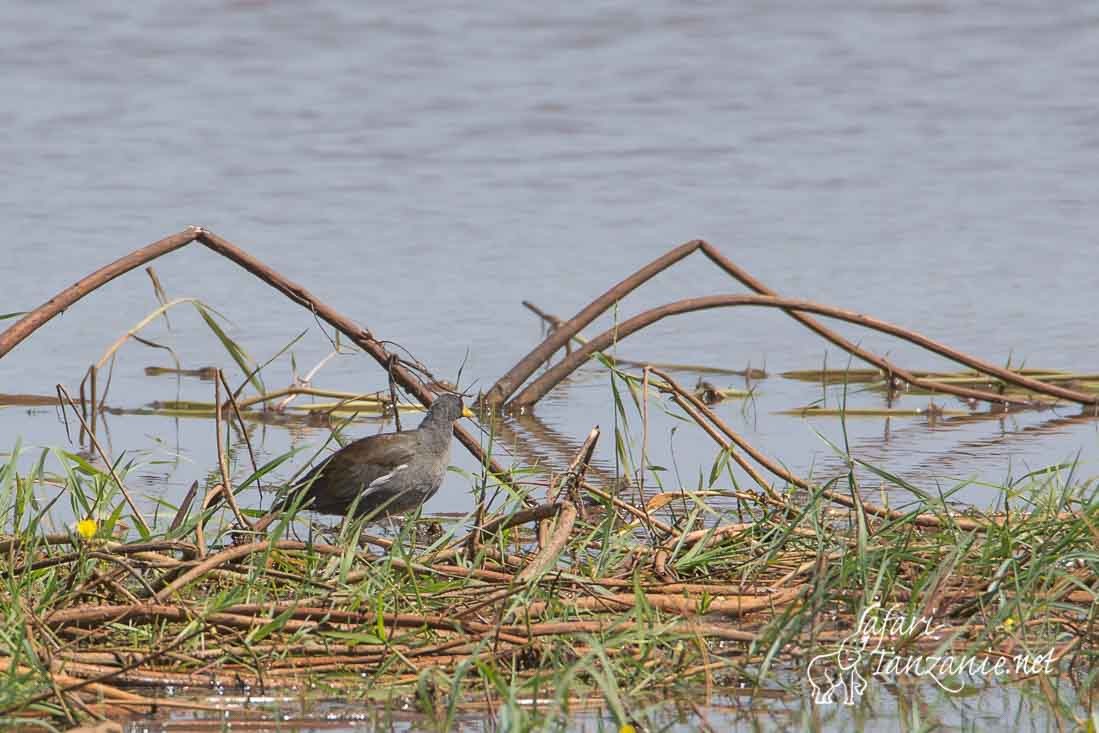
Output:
806,605,885,705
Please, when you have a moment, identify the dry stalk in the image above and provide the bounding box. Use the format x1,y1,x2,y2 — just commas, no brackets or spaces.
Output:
0,227,515,487
511,295,1097,408
539,426,598,547
650,368,990,531
484,239,1097,411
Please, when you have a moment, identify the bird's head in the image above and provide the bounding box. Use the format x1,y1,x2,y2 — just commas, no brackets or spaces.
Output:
425,392,469,424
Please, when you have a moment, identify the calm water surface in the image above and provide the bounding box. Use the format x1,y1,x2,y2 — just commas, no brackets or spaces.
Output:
1,1,1096,729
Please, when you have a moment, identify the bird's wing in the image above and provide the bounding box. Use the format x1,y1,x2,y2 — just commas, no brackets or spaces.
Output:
293,433,418,508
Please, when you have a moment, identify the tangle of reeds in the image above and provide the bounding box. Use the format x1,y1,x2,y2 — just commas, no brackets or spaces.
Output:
0,229,1095,729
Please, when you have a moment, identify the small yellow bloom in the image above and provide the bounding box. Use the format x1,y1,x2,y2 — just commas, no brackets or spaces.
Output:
76,518,98,540
619,725,637,733
1000,617,1017,632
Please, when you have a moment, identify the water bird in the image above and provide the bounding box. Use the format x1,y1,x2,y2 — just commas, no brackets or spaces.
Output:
253,393,468,530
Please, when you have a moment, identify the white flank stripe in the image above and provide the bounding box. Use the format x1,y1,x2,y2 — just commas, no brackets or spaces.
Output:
367,463,408,489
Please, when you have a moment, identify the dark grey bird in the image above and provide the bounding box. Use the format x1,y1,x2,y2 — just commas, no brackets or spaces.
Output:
253,393,467,530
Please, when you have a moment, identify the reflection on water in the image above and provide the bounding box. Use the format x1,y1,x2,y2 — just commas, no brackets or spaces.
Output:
136,676,1077,731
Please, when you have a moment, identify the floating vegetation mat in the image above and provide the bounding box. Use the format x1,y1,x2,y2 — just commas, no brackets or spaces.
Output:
0,441,1095,729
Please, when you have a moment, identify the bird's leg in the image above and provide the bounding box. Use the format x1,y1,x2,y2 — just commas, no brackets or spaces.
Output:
418,518,444,545
313,518,339,545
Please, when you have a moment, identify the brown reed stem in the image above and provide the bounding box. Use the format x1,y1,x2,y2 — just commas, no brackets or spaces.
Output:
193,229,511,481
519,584,806,618
540,426,598,547
489,242,1099,412
520,503,576,584
650,368,988,531
581,480,675,535
0,227,513,489
483,240,704,406
513,295,1097,408
0,229,199,359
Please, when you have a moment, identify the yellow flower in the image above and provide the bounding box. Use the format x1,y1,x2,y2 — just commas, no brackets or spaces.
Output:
1000,617,1017,632
619,725,637,733
76,518,98,540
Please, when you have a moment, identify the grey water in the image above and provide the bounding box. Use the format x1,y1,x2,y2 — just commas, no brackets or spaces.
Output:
1,1,1096,730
